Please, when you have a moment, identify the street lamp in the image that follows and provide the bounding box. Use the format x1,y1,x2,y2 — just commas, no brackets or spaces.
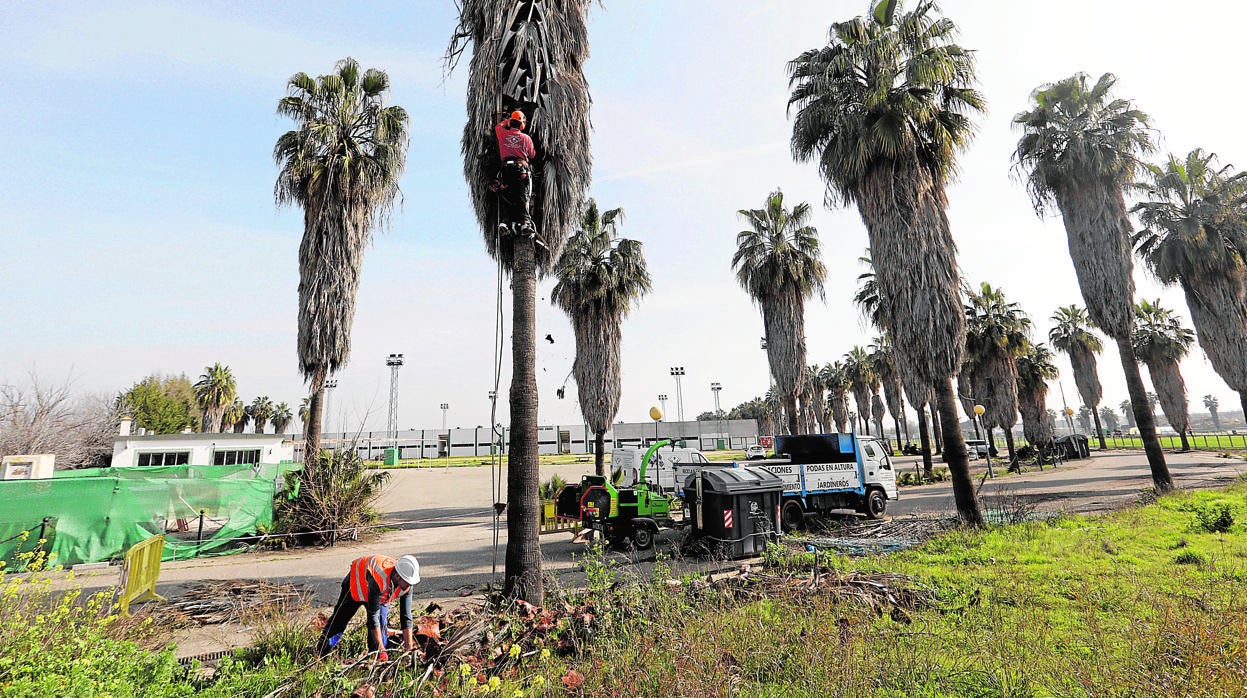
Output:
711,382,724,450
323,379,339,438
386,354,404,452
669,366,686,423
973,404,994,478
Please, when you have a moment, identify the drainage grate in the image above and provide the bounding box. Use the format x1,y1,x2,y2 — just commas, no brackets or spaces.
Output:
177,649,235,666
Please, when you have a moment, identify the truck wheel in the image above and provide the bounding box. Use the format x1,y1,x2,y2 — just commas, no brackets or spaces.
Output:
863,489,887,520
632,526,655,551
781,500,805,532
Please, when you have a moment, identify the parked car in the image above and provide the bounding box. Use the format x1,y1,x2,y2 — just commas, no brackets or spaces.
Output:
964,439,989,459
745,444,768,460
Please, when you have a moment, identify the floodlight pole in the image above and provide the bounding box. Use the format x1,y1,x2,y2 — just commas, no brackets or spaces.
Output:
670,366,686,423
324,379,339,440
386,354,404,453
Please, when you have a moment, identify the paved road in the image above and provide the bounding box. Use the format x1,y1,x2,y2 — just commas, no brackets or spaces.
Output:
61,450,1245,655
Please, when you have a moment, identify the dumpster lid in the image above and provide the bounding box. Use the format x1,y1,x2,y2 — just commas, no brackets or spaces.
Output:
686,465,783,494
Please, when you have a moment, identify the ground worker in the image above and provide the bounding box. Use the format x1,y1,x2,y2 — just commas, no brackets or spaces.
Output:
315,554,420,661
493,109,537,236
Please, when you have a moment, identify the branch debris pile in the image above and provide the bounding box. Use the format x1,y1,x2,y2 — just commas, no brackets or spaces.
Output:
170,579,314,625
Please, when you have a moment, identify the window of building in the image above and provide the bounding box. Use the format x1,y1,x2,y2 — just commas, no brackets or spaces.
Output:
211,449,261,466
137,451,190,467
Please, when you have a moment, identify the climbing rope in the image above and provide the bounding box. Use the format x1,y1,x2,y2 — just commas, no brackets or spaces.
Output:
489,132,507,585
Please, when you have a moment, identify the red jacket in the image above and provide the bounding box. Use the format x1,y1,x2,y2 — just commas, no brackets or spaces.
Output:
495,120,536,162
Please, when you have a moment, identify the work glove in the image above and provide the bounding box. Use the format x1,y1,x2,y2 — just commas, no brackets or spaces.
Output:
377,651,389,662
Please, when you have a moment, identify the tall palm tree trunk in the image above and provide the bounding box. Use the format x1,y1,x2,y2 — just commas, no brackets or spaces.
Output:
785,396,799,435
1091,410,1106,450
1116,338,1173,492
1003,430,1017,470
593,432,606,476
892,415,902,452
930,404,942,455
935,377,982,525
916,405,933,478
303,366,326,467
505,238,542,603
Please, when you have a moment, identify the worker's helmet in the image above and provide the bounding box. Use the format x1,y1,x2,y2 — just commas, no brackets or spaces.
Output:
509,110,526,130
395,555,421,586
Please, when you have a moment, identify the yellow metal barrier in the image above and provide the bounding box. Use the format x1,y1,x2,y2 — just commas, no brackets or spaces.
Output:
539,500,579,535
115,534,167,615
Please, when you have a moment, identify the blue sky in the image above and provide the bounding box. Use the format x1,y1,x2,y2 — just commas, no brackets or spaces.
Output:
3,1,1245,431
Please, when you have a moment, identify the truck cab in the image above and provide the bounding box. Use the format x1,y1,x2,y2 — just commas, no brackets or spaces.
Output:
761,433,899,529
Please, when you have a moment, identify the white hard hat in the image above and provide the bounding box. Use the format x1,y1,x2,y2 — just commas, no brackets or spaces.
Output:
395,555,421,586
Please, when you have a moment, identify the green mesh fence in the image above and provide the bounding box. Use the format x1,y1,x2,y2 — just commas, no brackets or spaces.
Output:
0,462,301,571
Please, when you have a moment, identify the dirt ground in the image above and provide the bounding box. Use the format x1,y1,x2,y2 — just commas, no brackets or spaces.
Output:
53,449,1247,660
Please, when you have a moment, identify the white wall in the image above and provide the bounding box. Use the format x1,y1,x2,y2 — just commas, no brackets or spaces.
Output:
111,433,294,467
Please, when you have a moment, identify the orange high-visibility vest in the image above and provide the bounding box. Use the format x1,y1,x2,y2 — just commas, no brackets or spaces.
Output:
348,555,397,603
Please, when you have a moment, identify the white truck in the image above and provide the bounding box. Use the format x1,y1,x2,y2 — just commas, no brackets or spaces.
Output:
611,446,711,493
757,433,899,529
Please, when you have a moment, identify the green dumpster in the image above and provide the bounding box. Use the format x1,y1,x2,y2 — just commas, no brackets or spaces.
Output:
382,448,399,466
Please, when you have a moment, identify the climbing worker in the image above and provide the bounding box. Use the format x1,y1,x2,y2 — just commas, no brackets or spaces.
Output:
315,553,421,661
493,109,537,236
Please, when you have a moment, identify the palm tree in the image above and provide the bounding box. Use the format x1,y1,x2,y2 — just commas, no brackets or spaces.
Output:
805,365,828,433
862,253,932,466
870,337,906,452
193,363,237,433
1204,395,1221,431
1048,305,1108,449
551,200,651,476
1132,149,1247,427
1119,399,1136,429
821,362,851,433
1013,72,1172,492
843,347,877,435
449,0,593,604
271,402,294,434
1077,406,1092,433
1134,299,1196,451
1016,343,1059,464
789,0,985,524
229,401,250,433
274,57,409,469
1099,406,1120,433
964,283,1031,463
732,190,827,436
222,398,247,434
249,396,275,434
299,396,312,433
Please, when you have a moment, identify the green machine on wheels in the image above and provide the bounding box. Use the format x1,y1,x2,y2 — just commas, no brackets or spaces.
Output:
554,439,675,549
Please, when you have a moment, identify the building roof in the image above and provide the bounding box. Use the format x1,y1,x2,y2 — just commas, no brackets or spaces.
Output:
113,432,291,443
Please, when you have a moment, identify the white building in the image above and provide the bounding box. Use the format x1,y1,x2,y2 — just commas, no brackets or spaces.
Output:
111,432,295,468
300,419,761,461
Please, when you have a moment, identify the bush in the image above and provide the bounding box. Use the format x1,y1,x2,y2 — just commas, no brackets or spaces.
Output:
1174,550,1206,565
0,550,188,697
539,473,567,501
275,447,390,544
1193,503,1235,533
